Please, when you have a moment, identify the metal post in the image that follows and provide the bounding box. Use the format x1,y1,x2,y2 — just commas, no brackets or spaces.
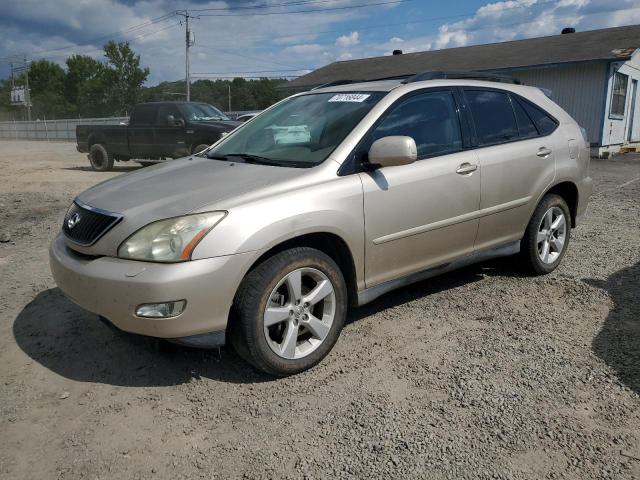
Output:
24,55,31,121
44,115,49,142
185,13,190,101
228,84,231,112
177,10,195,101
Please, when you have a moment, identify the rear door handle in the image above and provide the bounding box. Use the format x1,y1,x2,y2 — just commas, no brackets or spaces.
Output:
536,147,552,158
456,162,478,175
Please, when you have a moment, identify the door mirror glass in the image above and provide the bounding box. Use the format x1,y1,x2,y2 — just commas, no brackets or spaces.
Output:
167,114,184,127
368,136,417,168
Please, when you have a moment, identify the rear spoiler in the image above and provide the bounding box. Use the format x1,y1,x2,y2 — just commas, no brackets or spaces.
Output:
538,87,553,99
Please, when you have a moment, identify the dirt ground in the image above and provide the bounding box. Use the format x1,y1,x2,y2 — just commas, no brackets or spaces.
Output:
0,140,639,479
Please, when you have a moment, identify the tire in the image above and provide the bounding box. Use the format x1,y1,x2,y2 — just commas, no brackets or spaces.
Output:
192,143,210,155
229,247,347,376
88,143,114,171
520,194,571,275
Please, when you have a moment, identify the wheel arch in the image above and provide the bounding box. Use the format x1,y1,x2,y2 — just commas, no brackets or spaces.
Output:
543,181,579,227
191,133,222,153
239,232,359,308
87,132,108,149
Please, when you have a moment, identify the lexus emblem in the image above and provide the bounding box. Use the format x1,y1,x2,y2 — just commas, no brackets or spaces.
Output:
67,212,81,229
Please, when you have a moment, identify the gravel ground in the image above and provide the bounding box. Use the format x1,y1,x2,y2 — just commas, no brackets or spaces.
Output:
0,141,639,479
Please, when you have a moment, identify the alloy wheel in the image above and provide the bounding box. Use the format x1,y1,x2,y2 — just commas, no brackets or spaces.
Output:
263,267,336,360
536,206,567,264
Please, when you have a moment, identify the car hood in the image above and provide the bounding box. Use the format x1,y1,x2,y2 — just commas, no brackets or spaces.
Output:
79,156,307,216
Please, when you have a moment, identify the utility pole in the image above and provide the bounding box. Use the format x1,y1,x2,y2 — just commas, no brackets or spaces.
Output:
10,56,31,121
228,84,231,112
24,55,31,121
177,10,195,101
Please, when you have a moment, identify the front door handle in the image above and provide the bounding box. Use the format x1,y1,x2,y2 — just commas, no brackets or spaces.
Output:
536,147,552,158
456,162,478,175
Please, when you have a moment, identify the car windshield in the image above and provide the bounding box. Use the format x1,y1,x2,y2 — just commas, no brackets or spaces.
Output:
180,103,229,121
207,91,385,167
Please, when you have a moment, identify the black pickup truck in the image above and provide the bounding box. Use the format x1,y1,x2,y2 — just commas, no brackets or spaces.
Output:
76,102,241,171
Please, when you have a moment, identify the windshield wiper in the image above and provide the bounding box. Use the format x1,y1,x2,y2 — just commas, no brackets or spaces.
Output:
207,152,308,168
224,153,283,166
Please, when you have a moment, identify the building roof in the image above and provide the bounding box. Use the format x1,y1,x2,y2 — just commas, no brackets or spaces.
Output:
286,24,640,89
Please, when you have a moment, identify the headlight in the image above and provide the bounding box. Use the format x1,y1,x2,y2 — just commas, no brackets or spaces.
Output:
118,212,226,262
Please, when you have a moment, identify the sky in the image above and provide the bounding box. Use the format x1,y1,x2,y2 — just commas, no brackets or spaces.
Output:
1,0,640,85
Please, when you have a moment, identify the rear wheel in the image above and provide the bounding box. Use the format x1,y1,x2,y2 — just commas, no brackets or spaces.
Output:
229,247,347,376
88,143,114,171
521,194,571,275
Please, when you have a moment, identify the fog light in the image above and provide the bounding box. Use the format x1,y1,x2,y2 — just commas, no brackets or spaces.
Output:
135,300,186,318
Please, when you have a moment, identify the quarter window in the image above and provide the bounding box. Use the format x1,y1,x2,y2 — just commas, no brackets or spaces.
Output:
370,91,463,158
510,96,538,139
465,90,519,145
610,71,629,117
519,99,557,136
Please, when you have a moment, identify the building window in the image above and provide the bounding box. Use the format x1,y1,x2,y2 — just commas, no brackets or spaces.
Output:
610,71,629,118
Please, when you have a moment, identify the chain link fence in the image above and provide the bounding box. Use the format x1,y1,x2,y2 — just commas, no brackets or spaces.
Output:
0,111,259,141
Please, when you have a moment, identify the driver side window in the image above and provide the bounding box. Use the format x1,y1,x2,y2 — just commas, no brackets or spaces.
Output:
370,90,463,158
156,105,183,126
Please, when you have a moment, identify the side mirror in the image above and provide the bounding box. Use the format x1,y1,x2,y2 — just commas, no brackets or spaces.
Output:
368,136,417,168
167,114,184,127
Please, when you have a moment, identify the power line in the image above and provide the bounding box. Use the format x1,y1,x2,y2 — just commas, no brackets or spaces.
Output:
196,48,308,70
9,22,181,62
192,69,310,75
191,75,300,79
197,0,413,17
188,0,363,12
12,12,177,58
197,0,563,46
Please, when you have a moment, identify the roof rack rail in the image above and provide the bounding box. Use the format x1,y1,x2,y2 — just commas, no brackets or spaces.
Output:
402,70,521,85
311,80,360,90
312,74,413,90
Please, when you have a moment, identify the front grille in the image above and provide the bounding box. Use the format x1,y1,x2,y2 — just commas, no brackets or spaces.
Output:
62,202,122,246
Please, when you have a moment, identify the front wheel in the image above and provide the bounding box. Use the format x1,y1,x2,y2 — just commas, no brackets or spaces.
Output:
192,143,210,155
229,247,347,376
521,194,571,275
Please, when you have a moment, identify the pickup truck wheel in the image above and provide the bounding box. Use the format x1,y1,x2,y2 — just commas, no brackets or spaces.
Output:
229,247,347,376
520,194,571,275
89,144,114,172
192,144,210,155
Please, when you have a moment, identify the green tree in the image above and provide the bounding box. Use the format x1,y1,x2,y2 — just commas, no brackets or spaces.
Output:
101,41,149,115
65,54,103,114
26,59,71,118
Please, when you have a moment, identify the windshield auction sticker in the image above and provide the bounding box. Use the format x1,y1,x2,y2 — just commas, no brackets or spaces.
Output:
328,93,371,103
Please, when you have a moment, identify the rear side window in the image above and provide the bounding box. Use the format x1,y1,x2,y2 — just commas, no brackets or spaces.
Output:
465,90,518,145
131,105,157,125
370,90,463,158
510,96,538,138
518,98,558,135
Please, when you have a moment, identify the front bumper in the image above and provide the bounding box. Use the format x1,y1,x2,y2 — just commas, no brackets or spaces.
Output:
49,234,254,340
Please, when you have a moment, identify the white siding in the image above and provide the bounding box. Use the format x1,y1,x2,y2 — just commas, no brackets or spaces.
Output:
511,63,607,144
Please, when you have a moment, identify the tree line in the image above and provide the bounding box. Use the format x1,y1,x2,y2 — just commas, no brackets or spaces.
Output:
0,42,291,121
